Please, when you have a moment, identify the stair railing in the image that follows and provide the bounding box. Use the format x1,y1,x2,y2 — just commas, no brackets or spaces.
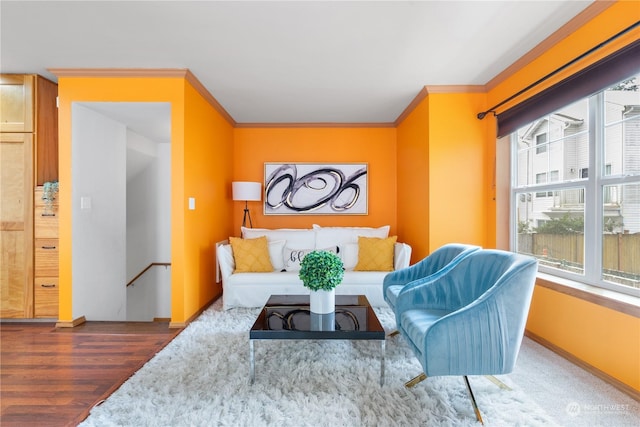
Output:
126,262,171,287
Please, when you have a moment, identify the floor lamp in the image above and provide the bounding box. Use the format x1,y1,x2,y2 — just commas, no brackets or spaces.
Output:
232,181,262,228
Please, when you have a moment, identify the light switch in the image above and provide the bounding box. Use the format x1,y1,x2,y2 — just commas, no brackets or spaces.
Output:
188,197,196,210
80,196,92,210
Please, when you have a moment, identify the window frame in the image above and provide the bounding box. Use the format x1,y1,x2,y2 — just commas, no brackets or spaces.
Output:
510,88,640,298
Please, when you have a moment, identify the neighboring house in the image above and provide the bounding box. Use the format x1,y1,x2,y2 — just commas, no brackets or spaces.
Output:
516,87,640,234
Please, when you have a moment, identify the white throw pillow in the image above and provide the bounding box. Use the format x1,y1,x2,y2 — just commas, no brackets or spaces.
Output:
283,246,339,272
312,224,390,248
283,247,314,272
268,240,286,271
242,226,316,249
341,242,359,270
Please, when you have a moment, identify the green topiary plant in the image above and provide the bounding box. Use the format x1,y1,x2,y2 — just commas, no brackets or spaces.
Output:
298,250,344,291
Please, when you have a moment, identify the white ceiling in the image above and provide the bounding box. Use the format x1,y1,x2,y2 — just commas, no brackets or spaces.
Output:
1,0,595,124
78,102,171,181
83,102,172,143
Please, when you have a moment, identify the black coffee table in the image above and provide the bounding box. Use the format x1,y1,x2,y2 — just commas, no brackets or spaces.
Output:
249,294,386,385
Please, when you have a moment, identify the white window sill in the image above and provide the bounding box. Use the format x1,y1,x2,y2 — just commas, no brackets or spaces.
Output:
536,272,640,318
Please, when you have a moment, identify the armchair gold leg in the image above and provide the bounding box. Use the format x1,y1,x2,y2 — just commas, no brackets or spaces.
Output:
463,376,484,425
404,373,427,388
387,330,400,337
485,375,511,390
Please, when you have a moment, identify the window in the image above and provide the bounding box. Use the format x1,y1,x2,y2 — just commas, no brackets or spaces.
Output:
603,164,618,204
512,74,640,297
534,171,558,197
535,133,548,154
535,173,547,197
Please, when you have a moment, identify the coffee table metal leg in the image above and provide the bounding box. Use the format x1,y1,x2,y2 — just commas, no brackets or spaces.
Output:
249,339,255,384
380,340,385,386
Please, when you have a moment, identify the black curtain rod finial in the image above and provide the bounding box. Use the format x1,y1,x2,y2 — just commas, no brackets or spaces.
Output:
477,110,496,120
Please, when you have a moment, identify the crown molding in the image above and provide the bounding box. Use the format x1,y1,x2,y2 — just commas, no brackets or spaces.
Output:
183,70,236,126
47,68,189,78
47,68,236,126
424,85,485,94
235,122,395,129
394,87,429,126
393,85,485,126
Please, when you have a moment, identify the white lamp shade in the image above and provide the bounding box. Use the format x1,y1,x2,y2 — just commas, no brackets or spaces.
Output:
232,181,262,201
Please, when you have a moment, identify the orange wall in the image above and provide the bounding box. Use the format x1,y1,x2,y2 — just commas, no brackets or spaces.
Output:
396,97,430,261
487,1,640,392
396,91,490,262
181,81,234,323
56,75,233,325
427,92,490,250
527,286,640,391
232,127,398,235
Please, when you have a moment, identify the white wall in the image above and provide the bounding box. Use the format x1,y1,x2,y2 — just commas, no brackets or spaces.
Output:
126,130,159,277
126,266,171,321
126,130,171,321
71,104,127,320
155,143,171,266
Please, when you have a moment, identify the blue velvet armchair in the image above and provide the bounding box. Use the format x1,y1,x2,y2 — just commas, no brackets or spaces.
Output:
382,243,481,312
395,249,538,424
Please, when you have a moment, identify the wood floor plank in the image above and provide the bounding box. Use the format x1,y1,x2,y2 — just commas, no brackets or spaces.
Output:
0,321,182,426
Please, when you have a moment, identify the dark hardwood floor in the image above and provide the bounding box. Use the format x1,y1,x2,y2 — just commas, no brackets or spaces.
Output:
0,320,182,427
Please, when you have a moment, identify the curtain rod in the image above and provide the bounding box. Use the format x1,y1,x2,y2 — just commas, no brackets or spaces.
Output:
477,20,640,120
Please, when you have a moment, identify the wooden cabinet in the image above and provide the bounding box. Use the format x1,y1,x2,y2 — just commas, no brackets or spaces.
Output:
34,278,59,316
0,74,58,319
34,77,58,185
0,74,58,185
0,133,34,318
0,75,34,132
34,187,59,318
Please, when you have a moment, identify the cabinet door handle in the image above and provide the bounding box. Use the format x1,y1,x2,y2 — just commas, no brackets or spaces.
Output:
41,245,56,249
41,213,56,217
41,283,56,288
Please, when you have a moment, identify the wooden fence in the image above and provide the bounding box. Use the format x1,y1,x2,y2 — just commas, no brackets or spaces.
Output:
518,233,640,276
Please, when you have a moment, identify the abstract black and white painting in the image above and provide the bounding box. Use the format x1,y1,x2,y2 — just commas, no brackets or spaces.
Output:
264,163,368,215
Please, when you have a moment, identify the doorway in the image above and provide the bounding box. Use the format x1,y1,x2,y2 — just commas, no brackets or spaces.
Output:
71,102,171,321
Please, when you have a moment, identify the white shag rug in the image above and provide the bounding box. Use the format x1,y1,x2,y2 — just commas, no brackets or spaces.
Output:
79,301,559,427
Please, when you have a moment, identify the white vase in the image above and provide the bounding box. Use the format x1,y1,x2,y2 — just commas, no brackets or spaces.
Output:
310,311,335,331
309,289,335,314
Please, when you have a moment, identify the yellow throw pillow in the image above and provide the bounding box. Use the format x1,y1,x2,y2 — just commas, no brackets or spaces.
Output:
354,236,397,271
229,236,274,273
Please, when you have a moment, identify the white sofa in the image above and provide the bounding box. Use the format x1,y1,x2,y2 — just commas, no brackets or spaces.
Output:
217,225,412,310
